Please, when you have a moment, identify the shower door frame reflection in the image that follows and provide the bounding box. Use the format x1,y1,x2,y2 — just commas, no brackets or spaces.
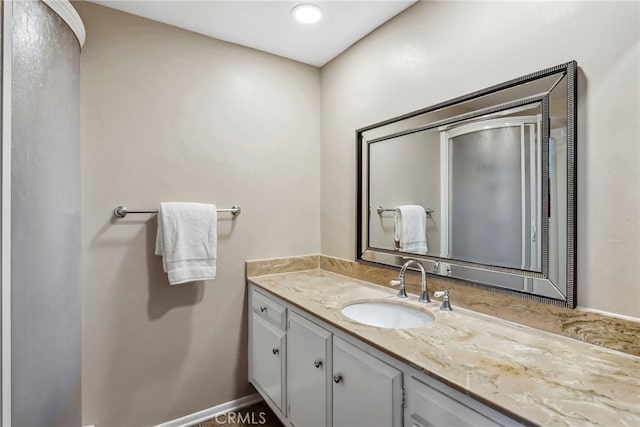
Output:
441,116,542,274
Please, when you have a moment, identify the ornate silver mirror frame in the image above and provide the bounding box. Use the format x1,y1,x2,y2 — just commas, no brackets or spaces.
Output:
356,61,577,308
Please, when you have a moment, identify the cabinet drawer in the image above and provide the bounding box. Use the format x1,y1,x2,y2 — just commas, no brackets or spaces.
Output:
252,288,286,329
406,376,501,427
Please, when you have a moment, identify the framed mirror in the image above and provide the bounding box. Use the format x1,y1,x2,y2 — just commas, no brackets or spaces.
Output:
357,61,577,307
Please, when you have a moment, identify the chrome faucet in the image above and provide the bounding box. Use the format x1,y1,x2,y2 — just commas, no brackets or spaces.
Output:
389,259,430,303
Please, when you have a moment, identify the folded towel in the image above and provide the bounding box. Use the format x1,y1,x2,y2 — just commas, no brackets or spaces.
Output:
155,202,217,285
394,205,428,255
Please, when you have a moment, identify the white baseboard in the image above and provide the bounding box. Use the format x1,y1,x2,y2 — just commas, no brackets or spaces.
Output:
154,393,263,427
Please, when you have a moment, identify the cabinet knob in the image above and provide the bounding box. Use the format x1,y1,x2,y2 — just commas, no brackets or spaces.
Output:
333,374,342,384
313,359,322,368
272,348,279,355
260,306,267,312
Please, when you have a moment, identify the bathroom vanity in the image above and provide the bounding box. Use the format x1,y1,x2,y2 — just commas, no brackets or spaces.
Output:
247,268,639,427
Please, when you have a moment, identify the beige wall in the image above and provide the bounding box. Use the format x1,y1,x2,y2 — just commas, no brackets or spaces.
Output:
77,3,320,426
321,1,640,317
78,1,640,424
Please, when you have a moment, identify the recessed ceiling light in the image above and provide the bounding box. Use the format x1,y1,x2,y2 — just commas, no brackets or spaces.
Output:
292,4,323,24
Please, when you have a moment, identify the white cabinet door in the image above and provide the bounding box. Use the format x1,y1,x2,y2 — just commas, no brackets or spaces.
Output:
251,313,286,412
287,312,332,427
333,337,403,427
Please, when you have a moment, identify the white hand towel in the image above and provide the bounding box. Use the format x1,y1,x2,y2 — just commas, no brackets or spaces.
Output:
155,202,217,285
394,205,428,255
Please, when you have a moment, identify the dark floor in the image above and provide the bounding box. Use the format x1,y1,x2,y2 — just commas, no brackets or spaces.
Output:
196,402,284,427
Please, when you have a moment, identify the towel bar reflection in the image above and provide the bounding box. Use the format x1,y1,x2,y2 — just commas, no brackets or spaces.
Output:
376,206,434,217
113,205,241,218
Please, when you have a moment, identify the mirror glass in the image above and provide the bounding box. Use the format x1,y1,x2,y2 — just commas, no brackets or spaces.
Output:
357,62,576,307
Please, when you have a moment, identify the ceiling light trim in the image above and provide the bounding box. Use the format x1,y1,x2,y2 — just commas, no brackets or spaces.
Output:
291,4,323,24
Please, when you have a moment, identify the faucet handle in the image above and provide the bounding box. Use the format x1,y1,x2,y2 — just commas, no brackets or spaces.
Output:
389,279,408,298
433,290,452,311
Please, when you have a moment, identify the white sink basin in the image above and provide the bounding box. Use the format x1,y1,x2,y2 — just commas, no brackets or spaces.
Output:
341,301,435,329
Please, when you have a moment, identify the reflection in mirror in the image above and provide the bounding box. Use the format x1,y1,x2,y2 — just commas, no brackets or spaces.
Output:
369,103,542,271
357,62,577,307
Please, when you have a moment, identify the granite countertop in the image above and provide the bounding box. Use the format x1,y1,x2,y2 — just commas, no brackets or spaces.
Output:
248,269,640,427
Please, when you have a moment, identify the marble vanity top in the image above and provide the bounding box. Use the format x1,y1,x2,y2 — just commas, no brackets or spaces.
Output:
248,269,640,427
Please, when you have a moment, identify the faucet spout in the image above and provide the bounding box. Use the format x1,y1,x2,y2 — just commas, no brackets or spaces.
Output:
399,259,430,303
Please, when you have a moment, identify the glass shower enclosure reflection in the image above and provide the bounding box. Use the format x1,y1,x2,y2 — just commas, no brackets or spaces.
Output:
445,117,541,272
368,111,542,273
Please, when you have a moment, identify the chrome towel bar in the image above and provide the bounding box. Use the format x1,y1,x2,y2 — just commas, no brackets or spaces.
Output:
113,205,241,218
376,206,434,217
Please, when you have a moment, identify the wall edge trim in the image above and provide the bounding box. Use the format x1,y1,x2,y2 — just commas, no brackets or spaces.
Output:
152,393,263,427
2,1,13,424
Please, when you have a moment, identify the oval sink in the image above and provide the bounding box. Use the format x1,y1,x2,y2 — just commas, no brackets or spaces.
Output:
341,301,434,329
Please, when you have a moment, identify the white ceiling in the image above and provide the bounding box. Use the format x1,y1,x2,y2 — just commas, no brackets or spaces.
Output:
88,1,416,67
